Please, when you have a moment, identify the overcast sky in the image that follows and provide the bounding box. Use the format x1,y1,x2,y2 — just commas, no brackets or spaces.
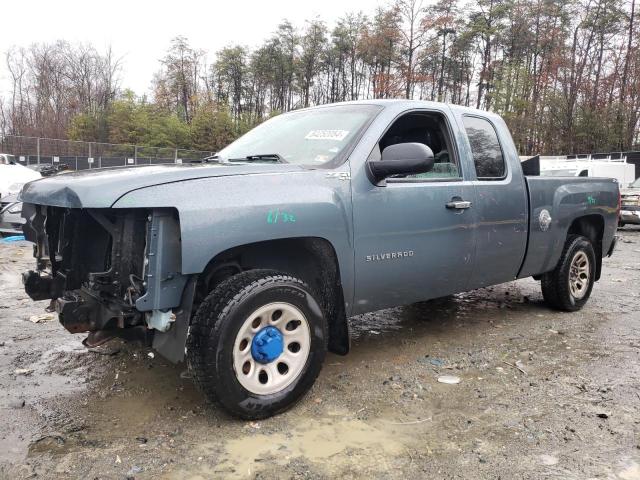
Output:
0,0,384,97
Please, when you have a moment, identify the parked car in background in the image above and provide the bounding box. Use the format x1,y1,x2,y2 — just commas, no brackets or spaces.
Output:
620,177,640,227
0,193,24,236
27,163,72,177
0,153,17,165
0,156,41,200
0,165,72,235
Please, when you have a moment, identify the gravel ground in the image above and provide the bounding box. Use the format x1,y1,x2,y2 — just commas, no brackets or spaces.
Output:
0,229,639,479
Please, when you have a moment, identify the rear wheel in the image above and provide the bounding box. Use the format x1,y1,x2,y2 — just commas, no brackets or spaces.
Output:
541,234,596,311
187,270,327,419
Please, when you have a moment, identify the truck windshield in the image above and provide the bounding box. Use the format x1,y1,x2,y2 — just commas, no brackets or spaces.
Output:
217,104,382,167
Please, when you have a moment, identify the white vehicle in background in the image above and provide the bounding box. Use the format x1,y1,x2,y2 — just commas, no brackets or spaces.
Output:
0,153,17,165
0,153,41,200
539,154,636,186
620,177,640,227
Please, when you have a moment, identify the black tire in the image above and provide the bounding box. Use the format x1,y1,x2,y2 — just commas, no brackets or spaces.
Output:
541,234,596,311
186,269,328,419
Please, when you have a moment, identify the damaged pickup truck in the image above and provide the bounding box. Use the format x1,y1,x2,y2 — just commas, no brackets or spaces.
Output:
19,100,619,419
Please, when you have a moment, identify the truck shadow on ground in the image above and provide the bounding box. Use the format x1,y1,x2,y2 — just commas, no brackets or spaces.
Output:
348,281,550,349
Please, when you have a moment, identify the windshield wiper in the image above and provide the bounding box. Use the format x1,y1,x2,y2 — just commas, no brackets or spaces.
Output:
228,154,286,163
190,155,222,164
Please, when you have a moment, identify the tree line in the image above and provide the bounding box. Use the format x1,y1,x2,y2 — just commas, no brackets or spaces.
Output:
1,0,638,155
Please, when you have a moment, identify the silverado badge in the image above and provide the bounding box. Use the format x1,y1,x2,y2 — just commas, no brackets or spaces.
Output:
366,251,415,262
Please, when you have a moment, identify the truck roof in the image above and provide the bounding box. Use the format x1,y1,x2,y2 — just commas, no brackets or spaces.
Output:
298,99,503,122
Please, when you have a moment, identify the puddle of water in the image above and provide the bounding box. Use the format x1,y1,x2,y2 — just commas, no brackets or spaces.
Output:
619,460,640,480
28,435,69,455
192,417,405,478
539,454,559,466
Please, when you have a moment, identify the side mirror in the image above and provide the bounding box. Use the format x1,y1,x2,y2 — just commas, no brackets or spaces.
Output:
368,143,435,183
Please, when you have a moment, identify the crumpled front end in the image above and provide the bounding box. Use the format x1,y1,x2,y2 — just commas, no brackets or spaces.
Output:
21,204,193,357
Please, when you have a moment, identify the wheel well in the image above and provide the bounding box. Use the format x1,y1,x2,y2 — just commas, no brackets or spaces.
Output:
567,215,604,280
195,237,349,355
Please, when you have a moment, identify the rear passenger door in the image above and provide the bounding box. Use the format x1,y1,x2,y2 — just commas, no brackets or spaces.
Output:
457,114,528,289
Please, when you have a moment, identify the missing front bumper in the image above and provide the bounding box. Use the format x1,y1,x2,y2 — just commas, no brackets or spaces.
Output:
21,205,194,361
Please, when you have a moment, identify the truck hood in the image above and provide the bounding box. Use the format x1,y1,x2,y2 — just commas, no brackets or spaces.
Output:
19,163,305,208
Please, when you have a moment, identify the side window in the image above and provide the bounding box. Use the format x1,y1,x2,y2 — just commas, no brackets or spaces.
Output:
377,112,461,180
462,116,505,179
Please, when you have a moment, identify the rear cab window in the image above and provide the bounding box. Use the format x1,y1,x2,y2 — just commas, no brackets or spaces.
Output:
462,116,506,180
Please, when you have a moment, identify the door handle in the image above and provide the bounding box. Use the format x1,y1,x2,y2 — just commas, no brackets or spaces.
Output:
446,200,472,210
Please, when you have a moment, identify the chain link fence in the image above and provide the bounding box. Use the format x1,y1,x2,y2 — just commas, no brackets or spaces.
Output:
0,135,215,170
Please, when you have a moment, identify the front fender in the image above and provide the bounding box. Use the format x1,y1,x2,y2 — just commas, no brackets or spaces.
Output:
112,169,356,313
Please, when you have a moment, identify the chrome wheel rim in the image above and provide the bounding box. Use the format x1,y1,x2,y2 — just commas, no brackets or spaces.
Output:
232,302,311,395
569,251,590,300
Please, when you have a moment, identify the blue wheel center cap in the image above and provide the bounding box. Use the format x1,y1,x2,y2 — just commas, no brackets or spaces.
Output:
251,326,284,364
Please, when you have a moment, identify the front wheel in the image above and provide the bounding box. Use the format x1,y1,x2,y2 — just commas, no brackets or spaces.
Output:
187,270,327,419
541,234,596,311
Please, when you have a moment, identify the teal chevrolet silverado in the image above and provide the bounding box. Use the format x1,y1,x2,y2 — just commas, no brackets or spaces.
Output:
19,100,619,418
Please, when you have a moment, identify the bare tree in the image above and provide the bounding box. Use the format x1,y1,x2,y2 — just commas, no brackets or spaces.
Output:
396,0,428,98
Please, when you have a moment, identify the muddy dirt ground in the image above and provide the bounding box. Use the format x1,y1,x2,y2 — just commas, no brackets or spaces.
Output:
1,229,639,479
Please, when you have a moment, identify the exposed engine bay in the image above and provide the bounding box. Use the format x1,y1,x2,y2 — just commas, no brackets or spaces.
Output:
21,205,192,358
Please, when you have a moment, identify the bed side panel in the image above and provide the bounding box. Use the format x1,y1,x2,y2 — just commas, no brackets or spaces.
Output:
518,177,618,278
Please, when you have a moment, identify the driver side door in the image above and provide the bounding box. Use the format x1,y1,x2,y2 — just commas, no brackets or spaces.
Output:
350,108,477,314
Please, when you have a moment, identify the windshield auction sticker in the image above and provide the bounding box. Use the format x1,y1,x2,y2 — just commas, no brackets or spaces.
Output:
305,130,349,141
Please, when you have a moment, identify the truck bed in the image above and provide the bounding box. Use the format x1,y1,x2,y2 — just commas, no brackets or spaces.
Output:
518,176,619,279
